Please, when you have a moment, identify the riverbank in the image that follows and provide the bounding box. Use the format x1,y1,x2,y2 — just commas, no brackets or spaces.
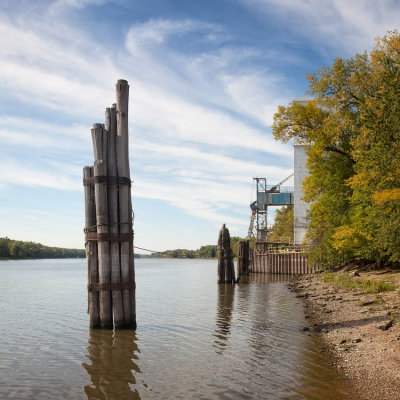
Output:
291,268,400,400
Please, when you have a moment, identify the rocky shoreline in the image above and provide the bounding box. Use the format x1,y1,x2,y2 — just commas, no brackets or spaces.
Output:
290,269,400,400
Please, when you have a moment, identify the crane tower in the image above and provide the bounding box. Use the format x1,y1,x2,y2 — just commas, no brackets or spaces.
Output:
247,174,294,246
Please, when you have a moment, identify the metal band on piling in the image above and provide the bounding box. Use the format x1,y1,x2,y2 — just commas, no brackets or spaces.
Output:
85,232,134,242
88,282,136,292
83,175,132,186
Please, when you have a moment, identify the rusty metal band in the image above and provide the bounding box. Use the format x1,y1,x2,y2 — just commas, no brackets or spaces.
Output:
83,176,131,186
88,282,136,292
83,222,132,233
85,232,134,242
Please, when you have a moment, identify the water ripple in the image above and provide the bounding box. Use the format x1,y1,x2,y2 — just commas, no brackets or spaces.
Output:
0,259,352,399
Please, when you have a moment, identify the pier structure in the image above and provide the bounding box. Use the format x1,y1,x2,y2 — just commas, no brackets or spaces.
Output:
246,97,315,273
247,174,294,245
83,80,136,330
249,250,317,275
217,224,236,283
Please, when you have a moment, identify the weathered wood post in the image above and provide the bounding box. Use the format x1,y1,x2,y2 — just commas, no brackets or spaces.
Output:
92,123,113,328
217,224,235,283
84,166,100,328
83,80,136,330
237,240,250,277
105,105,124,328
116,80,136,328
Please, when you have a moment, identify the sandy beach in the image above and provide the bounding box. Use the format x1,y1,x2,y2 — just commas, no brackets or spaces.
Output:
291,269,400,400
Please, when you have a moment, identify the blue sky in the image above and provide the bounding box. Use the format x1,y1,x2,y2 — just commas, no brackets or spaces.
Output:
1,0,399,252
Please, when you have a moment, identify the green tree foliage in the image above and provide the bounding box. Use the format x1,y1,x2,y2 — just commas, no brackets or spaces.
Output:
198,245,217,258
0,237,85,259
269,206,294,239
272,31,400,267
149,236,247,259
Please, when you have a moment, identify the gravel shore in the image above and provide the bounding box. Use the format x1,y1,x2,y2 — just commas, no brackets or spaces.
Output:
291,269,400,400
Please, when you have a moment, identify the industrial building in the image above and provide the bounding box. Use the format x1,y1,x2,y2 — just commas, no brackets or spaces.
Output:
248,97,312,246
292,97,312,245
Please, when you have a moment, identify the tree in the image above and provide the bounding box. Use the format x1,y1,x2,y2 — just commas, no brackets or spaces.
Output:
334,33,400,264
0,237,11,257
273,31,400,267
270,206,294,239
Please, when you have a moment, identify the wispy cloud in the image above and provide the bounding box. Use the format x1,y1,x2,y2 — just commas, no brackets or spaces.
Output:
126,18,225,55
48,0,109,14
0,158,81,191
125,18,293,128
238,0,400,55
0,7,296,246
133,139,292,183
0,117,90,149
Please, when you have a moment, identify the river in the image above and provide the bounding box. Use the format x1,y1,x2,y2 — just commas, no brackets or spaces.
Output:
0,258,352,399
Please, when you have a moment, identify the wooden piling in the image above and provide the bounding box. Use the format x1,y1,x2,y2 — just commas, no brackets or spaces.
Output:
84,166,100,328
84,80,136,330
116,80,135,327
237,240,250,277
92,124,112,329
105,106,124,328
217,224,235,283
128,193,136,328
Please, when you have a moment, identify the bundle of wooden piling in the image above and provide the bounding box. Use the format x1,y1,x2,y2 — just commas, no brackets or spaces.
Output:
83,80,136,329
217,224,235,283
237,240,250,277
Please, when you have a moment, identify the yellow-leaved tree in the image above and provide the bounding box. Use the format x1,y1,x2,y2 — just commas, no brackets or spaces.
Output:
272,31,400,267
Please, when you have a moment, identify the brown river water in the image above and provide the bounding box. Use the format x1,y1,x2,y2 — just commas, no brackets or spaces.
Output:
0,258,353,399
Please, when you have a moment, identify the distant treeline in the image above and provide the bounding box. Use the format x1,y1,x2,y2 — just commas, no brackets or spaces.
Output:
139,236,255,259
0,237,85,259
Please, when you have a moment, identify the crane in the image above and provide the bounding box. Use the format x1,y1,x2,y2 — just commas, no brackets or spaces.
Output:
247,173,294,239
268,172,294,193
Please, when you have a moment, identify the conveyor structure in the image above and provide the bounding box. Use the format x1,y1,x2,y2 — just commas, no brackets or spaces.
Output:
247,174,294,242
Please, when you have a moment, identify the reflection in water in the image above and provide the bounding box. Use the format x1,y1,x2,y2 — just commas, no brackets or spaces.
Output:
83,330,141,400
213,284,235,354
251,273,291,284
1,259,354,400
288,334,353,400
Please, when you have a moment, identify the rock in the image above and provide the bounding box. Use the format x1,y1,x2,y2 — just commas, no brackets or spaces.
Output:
378,320,393,331
340,339,348,344
351,271,360,277
354,338,362,343
302,327,310,331
360,300,375,306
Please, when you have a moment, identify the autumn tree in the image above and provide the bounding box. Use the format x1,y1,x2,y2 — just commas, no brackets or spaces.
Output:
273,31,400,267
270,206,294,239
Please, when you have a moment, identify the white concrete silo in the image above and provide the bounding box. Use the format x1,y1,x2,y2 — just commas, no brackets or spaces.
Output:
292,97,313,245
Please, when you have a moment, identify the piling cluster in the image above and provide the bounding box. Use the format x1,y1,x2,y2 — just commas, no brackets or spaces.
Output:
217,224,236,283
83,80,136,329
237,240,250,277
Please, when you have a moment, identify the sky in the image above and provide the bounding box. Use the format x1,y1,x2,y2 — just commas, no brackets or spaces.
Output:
1,0,399,253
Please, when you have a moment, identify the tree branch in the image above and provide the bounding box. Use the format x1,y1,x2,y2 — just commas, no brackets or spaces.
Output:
324,145,355,164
